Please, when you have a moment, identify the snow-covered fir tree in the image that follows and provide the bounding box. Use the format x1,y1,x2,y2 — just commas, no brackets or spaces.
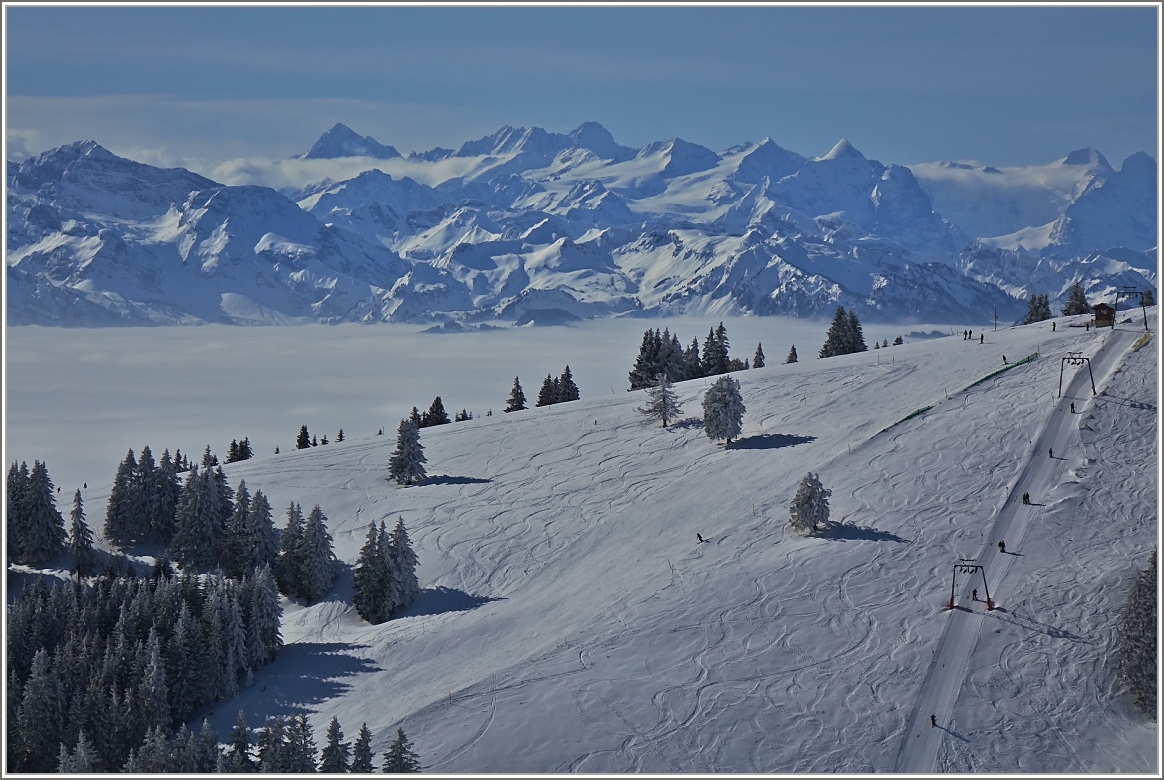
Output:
222,480,253,578
421,396,451,427
224,710,257,772
505,376,527,412
637,373,684,428
21,460,68,564
559,365,580,401
246,489,279,572
1062,280,1091,316
297,505,337,603
1117,546,1157,716
104,449,138,547
390,517,421,612
319,716,351,773
388,419,427,486
786,345,798,363
789,472,831,534
152,448,181,543
275,502,306,595
382,727,421,773
353,521,392,624
701,375,746,445
170,466,222,568
753,343,765,368
296,425,311,449
7,460,31,562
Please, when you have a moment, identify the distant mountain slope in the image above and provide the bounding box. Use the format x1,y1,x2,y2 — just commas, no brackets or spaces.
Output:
7,126,1157,326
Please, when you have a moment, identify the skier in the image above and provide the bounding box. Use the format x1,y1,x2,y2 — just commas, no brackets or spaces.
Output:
979,334,984,344
1070,402,1075,413
1002,355,1007,364
697,533,705,544
1022,492,1028,505
1049,447,1053,458
1052,322,1056,331
972,588,978,601
930,714,937,728
998,540,1006,553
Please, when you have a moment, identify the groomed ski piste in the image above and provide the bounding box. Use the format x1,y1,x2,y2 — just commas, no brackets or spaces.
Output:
16,313,1159,773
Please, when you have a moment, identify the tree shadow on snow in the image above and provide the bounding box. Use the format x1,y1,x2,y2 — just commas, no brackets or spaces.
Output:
397,586,504,618
251,643,382,715
422,474,493,486
668,416,705,430
817,522,907,543
727,433,816,450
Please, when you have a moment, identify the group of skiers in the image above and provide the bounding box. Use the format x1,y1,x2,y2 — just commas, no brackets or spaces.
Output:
961,330,984,343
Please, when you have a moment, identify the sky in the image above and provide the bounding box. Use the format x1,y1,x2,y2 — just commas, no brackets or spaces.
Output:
3,4,1160,182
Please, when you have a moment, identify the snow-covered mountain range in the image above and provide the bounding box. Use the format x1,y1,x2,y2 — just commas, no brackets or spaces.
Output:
6,123,1157,326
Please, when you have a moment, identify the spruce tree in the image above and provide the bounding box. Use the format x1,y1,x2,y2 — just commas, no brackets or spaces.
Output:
388,419,427,486
223,480,252,579
23,460,68,564
225,710,257,772
136,628,169,733
153,448,181,544
424,396,451,426
846,309,867,352
104,450,138,548
536,374,557,407
258,715,287,772
559,365,580,401
353,522,390,624
636,373,683,428
789,472,831,534
381,727,421,773
7,461,31,563
298,505,337,604
753,343,765,369
504,377,527,412
250,563,283,665
15,648,62,771
685,337,704,380
69,488,95,579
132,446,158,543
276,503,306,596
318,716,351,773
246,490,279,571
170,467,219,568
819,306,849,358
629,329,660,390
390,517,421,612
350,723,374,773
285,712,317,773
786,345,798,363
296,426,311,450
701,376,746,445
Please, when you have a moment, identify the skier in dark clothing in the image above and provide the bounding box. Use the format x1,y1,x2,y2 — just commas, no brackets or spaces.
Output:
980,334,984,344
1070,402,1075,413
697,533,705,544
1049,447,1053,458
972,589,978,601
998,540,1006,553
930,714,937,728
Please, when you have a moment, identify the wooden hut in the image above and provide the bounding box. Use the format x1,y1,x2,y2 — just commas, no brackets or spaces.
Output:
1093,302,1115,328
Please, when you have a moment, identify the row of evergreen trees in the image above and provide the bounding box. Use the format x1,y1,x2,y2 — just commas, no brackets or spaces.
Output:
628,323,756,390
536,366,580,407
274,503,338,604
226,438,254,463
296,426,345,449
1023,293,1055,324
353,518,421,624
6,460,68,565
1117,547,1157,716
818,306,868,358
7,567,282,772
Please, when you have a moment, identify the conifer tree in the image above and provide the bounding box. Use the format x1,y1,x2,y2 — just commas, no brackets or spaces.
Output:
136,628,169,733
505,377,527,412
350,723,375,773
390,517,421,612
296,426,311,450
7,460,31,562
846,309,867,353
15,648,62,771
104,450,138,548
381,727,421,773
297,505,337,604
753,343,765,369
223,480,252,579
388,419,427,486
285,712,318,773
153,449,181,544
685,337,703,380
789,472,831,534
629,329,660,390
258,715,287,772
70,488,96,579
701,375,746,445
559,365,580,401
276,503,306,596
319,716,351,773
786,344,798,363
1062,280,1091,316
536,374,557,407
132,446,158,543
170,467,219,568
225,710,257,772
249,563,284,665
893,335,904,345
424,396,451,426
636,373,683,428
22,460,68,564
353,522,390,624
246,490,279,572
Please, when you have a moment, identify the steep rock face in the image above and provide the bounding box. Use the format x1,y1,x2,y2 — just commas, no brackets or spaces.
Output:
7,127,1157,326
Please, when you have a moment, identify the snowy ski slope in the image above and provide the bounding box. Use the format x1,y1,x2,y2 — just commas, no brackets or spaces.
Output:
11,314,1159,772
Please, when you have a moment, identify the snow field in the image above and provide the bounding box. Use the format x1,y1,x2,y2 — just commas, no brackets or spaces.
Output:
5,314,1157,771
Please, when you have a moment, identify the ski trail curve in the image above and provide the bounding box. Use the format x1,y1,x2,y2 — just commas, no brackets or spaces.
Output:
893,327,1137,773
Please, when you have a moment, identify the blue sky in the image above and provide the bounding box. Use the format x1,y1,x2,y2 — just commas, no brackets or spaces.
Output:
4,5,1159,173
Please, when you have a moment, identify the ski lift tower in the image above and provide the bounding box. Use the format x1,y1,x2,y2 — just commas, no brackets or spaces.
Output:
1059,351,1096,397
1114,286,1141,328
948,558,993,611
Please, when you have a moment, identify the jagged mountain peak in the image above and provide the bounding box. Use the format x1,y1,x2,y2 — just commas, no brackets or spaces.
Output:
1059,147,1112,170
298,123,401,160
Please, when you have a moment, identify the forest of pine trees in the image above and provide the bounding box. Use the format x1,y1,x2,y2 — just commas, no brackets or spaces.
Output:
628,323,748,390
1061,280,1091,316
352,518,421,624
7,566,282,772
1117,547,1157,717
7,459,68,565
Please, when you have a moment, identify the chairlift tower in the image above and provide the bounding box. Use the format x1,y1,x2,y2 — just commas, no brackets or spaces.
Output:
1059,351,1096,397
1114,286,1142,329
947,558,993,611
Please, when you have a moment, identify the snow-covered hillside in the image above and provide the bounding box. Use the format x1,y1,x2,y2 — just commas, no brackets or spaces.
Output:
7,124,1156,327
28,313,1156,772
